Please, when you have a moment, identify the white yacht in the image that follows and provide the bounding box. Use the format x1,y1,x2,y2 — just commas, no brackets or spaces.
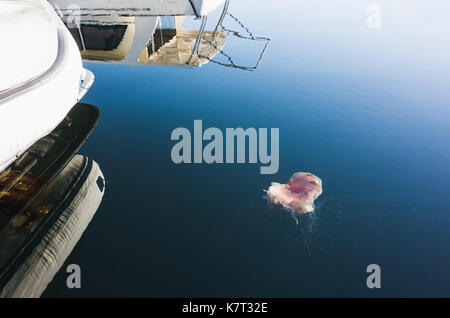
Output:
0,0,94,174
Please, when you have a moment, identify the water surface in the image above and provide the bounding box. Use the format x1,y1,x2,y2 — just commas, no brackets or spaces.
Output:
47,0,450,297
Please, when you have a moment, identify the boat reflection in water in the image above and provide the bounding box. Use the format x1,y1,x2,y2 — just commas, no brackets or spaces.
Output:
0,104,105,298
50,0,269,69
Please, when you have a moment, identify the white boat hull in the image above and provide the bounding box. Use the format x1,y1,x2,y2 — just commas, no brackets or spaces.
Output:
0,0,94,173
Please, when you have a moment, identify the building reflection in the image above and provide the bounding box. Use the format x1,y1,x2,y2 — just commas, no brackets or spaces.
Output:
137,16,227,66
68,15,136,62
51,0,269,69
0,104,105,298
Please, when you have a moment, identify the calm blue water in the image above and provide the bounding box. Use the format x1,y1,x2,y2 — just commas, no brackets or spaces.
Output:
47,0,450,297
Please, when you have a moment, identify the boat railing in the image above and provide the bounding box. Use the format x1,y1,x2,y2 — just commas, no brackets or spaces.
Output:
188,0,270,71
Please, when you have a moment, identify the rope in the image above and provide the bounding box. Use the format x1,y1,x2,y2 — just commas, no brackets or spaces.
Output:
195,11,270,71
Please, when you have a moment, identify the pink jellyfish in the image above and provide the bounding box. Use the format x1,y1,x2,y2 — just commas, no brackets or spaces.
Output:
266,172,323,214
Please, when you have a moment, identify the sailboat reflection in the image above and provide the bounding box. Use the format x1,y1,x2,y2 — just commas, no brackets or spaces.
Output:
51,0,269,69
0,104,105,298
